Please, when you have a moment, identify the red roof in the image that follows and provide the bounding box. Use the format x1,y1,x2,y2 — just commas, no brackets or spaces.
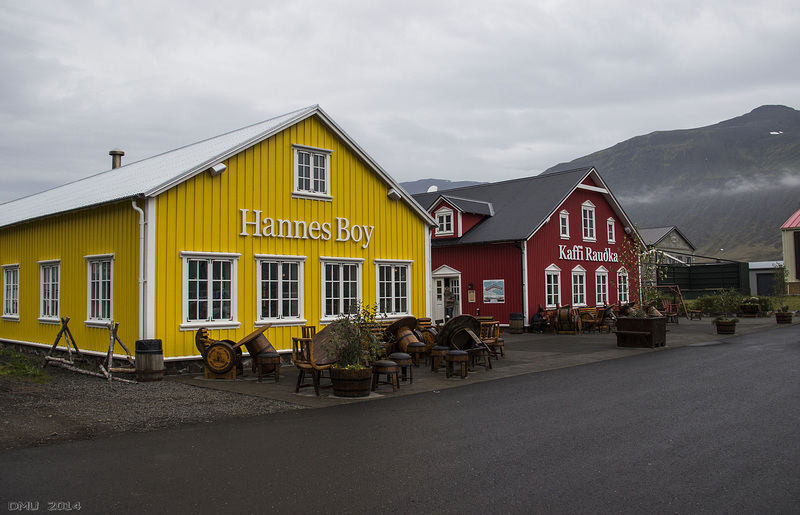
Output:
781,208,800,229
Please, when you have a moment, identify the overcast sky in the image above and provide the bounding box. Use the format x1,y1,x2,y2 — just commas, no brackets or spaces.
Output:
1,0,798,204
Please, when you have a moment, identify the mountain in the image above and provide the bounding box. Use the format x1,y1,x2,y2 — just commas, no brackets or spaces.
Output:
544,105,800,262
400,178,485,194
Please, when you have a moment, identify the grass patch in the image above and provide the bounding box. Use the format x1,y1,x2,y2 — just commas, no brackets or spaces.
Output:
784,296,800,311
0,347,51,384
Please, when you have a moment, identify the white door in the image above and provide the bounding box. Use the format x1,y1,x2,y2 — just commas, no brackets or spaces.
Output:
434,276,462,322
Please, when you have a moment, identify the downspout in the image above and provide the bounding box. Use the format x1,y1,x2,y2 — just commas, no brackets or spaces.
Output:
516,240,528,327
131,199,145,341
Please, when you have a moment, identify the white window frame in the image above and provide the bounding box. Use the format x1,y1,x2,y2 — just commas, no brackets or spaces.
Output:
2,264,20,320
582,201,596,242
375,259,413,317
435,207,454,237
572,265,586,307
595,266,609,306
180,251,240,330
545,264,561,309
292,144,333,201
85,254,114,327
607,218,616,244
617,268,629,304
255,254,306,326
320,257,363,323
559,210,570,239
39,259,60,324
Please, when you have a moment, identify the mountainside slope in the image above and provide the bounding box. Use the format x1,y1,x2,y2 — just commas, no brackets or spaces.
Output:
545,105,800,261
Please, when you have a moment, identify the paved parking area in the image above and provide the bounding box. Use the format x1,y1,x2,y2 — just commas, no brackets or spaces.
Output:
169,316,793,407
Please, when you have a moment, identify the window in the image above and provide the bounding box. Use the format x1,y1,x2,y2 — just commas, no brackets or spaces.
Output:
572,265,586,306
376,261,412,316
39,260,60,322
607,218,616,243
582,201,596,241
3,264,19,319
321,258,362,319
595,266,608,306
293,145,332,199
617,268,629,304
435,208,454,236
85,254,113,325
256,255,305,323
181,252,239,329
545,264,561,308
559,210,570,239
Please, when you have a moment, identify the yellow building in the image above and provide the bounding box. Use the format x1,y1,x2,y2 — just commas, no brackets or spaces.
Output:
0,105,434,362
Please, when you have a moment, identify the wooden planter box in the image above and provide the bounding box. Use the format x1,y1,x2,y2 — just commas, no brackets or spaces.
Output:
715,321,737,334
740,304,760,317
615,317,666,348
776,312,793,324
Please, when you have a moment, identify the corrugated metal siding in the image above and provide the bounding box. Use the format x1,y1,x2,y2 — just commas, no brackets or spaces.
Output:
432,242,522,323
154,116,428,357
0,202,139,352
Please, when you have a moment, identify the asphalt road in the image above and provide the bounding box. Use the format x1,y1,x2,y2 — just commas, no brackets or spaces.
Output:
2,326,799,514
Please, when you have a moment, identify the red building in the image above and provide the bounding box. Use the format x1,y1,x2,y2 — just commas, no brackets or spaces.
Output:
412,167,642,327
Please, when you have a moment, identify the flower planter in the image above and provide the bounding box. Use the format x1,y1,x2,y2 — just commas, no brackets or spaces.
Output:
740,304,760,318
615,317,666,348
775,312,793,324
715,321,737,334
330,367,373,398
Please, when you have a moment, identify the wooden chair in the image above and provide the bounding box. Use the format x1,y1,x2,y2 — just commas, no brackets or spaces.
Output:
579,307,599,333
301,325,317,339
480,321,504,358
688,302,703,321
662,301,679,324
597,304,617,333
291,336,333,396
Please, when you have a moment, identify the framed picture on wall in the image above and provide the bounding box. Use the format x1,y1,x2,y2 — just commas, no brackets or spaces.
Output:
483,280,505,303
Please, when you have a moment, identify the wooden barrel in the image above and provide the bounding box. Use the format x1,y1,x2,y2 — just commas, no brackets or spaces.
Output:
135,339,165,382
239,325,274,356
395,327,420,353
556,306,573,330
331,366,374,398
420,327,439,351
451,327,481,351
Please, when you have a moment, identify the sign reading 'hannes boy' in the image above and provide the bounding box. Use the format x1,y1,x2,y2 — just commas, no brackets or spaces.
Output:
239,209,375,249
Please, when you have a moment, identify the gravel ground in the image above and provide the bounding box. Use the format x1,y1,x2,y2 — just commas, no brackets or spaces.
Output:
0,349,306,452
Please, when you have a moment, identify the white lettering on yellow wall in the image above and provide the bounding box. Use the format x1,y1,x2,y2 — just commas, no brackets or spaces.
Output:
240,209,374,248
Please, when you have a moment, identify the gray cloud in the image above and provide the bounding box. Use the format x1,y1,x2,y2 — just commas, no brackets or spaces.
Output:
1,0,799,204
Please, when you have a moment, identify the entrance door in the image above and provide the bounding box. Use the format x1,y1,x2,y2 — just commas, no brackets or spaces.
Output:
434,276,461,322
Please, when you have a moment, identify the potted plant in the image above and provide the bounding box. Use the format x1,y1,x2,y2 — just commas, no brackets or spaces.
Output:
324,303,382,398
739,297,761,318
713,315,738,334
711,287,741,334
771,264,793,324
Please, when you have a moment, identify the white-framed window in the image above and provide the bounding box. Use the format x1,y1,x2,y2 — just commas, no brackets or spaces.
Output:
545,264,561,308
2,264,19,319
559,210,570,239
435,208,454,236
181,251,240,330
572,265,586,306
321,257,363,320
582,201,596,241
85,254,114,326
39,260,60,323
256,255,306,325
595,266,608,306
617,268,629,304
376,260,412,316
293,144,332,200
607,218,616,244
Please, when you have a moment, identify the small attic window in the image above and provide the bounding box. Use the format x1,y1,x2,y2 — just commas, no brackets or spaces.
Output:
293,144,333,201
435,207,454,236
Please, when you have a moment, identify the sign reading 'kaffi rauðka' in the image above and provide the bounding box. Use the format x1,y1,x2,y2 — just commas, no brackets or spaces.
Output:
239,209,375,249
558,244,619,263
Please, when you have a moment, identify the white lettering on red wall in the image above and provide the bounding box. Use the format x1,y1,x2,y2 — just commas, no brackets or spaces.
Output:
558,244,619,263
239,209,375,249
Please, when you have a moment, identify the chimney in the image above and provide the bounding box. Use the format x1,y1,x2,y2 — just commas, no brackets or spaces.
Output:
109,148,125,169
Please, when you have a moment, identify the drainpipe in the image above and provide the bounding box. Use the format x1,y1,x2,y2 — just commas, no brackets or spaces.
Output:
516,240,528,327
131,199,145,341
